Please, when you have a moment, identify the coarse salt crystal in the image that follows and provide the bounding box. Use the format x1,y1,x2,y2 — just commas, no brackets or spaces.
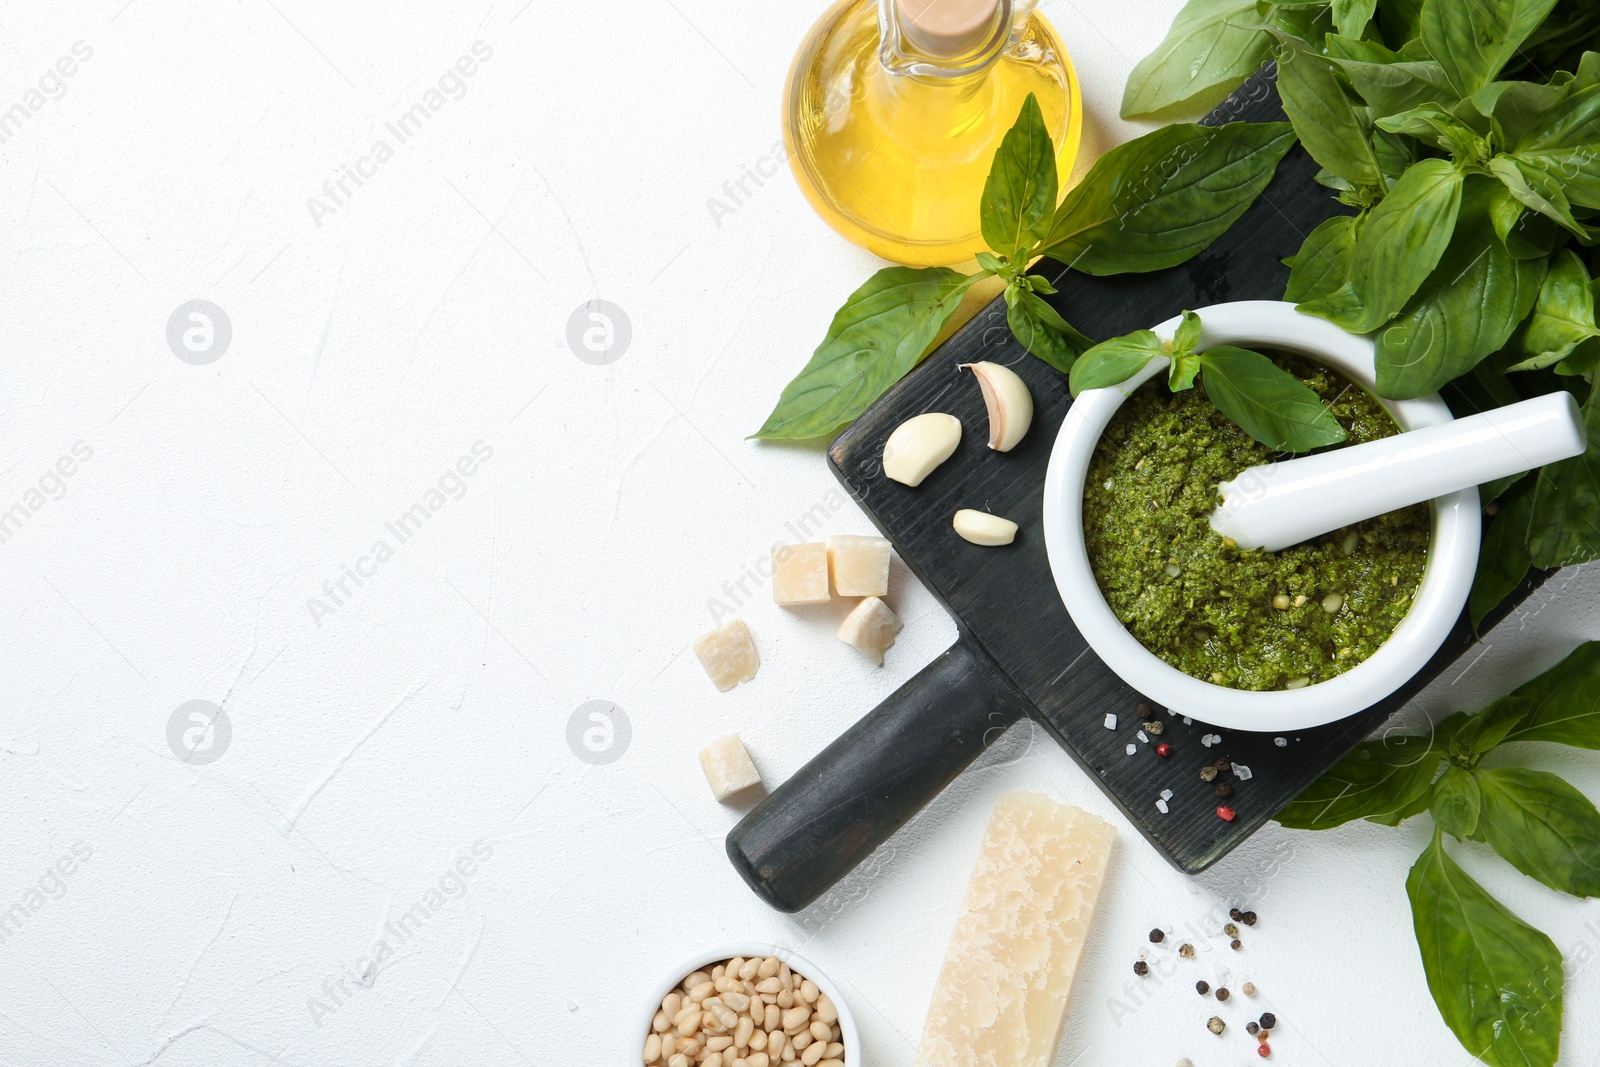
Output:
1104,713,1118,730
1126,743,1137,755
1274,736,1288,747
1156,798,1169,814
1160,789,1173,801
1137,730,1149,743
1182,716,1192,725
1234,763,1253,781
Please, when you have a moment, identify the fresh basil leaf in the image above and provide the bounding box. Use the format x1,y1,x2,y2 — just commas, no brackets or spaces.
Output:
1119,0,1272,120
1374,204,1546,399
1325,35,1455,115
1005,285,1091,373
1168,353,1201,391
1528,382,1600,568
1041,122,1296,274
1331,0,1377,37
1277,733,1441,829
1172,308,1203,357
1371,125,1418,181
1470,484,1534,630
1490,155,1589,239
1430,766,1482,838
980,93,1058,262
1511,250,1600,371
1300,158,1465,332
1285,214,1360,303
1487,642,1600,748
1376,0,1425,47
1198,345,1350,451
1488,183,1564,260
1276,46,1384,186
1512,82,1600,209
753,267,980,440
1475,767,1600,898
1407,833,1565,1067
1067,330,1165,395
1463,80,1574,150
1421,0,1561,96
1375,102,1489,160
1025,272,1058,295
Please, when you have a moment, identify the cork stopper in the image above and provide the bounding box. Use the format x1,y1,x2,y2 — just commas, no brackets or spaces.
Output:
896,0,1003,58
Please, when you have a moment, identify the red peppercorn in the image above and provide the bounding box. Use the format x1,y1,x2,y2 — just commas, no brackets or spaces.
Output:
1217,805,1237,821
1156,742,1173,757
1257,1042,1271,1058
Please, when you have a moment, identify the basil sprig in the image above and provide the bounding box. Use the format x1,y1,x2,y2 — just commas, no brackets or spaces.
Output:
1125,0,1600,634
1068,309,1348,452
1279,642,1600,1066
752,96,1295,439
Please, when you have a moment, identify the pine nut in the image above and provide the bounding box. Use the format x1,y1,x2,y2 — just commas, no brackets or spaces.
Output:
676,1011,702,1036
749,1029,767,1051
768,1030,786,1058
663,993,683,1019
654,1010,671,1034
748,1054,771,1067
674,1005,700,1027
761,993,778,1005
707,1036,733,1053
755,978,782,994
668,1056,689,1067
723,992,751,1013
765,1004,781,1030
758,956,780,979
727,957,745,975
776,989,795,1009
705,1056,723,1067
782,1046,798,1063
739,959,760,981
809,1021,830,1042
734,1017,754,1048
817,1060,845,1067
661,1034,677,1057
713,1003,740,1029
644,1034,661,1064
685,971,711,990
782,1006,810,1031
825,1043,843,1058
802,1044,825,1066
679,1039,700,1058
733,1060,748,1067
712,964,726,982
799,981,819,1004
792,1031,812,1051
779,963,792,988
815,996,837,1024
689,982,715,1003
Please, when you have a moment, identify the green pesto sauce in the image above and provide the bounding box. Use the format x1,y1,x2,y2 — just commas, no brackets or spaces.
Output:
1083,355,1429,692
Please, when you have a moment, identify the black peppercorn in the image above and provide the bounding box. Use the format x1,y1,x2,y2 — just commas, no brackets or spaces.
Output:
1215,782,1234,798
1137,702,1154,718
1260,1012,1276,1030
1216,987,1230,1002
1230,908,1244,922
1214,756,1231,771
1196,980,1210,995
1150,928,1165,943
1134,960,1149,976
1243,910,1258,926
1231,938,1242,950
1247,1022,1260,1035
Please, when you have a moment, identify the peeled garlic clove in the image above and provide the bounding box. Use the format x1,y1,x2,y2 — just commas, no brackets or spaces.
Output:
883,412,960,487
961,361,1033,452
953,509,1017,546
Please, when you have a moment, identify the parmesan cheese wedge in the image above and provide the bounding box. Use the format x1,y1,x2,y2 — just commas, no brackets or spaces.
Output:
918,792,1115,1067
692,619,760,692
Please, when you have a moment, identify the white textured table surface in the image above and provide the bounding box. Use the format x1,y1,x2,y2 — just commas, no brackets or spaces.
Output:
3,2,1598,1065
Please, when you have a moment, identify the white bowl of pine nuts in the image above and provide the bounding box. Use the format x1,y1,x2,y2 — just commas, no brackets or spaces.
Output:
637,944,858,1067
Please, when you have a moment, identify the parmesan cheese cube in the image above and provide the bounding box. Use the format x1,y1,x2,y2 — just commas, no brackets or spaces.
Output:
699,734,763,802
836,596,902,665
827,534,891,597
918,793,1115,1067
693,619,760,691
771,543,831,606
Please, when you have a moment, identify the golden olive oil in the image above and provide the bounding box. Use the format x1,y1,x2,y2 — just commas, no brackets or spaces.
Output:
784,0,1081,266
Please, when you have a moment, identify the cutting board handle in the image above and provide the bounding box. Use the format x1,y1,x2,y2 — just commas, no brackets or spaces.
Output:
725,637,1030,912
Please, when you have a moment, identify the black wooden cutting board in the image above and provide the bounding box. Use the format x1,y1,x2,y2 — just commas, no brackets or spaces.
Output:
725,67,1548,911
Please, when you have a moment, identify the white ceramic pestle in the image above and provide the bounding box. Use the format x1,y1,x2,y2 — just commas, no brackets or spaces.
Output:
1210,392,1588,552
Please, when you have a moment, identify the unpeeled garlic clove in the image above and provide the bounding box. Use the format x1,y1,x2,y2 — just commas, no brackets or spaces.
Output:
953,509,1018,546
961,361,1033,451
883,412,960,487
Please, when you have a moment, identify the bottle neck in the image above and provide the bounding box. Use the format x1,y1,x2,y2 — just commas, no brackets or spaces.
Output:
877,0,1014,80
